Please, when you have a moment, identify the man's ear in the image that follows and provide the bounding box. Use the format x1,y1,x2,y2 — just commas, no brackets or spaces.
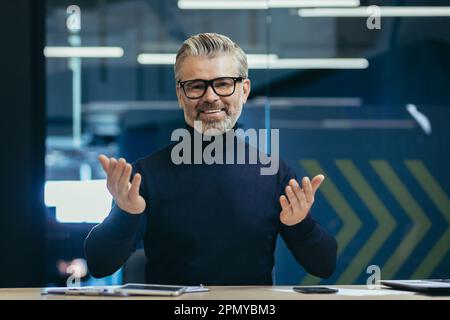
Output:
242,78,251,104
176,85,184,110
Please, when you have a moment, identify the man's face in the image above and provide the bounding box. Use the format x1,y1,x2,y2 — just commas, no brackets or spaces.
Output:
176,54,251,135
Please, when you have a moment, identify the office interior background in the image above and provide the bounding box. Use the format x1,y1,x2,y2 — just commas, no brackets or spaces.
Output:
1,0,449,287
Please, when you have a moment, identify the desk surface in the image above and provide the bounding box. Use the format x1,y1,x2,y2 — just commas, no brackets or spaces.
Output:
0,286,449,300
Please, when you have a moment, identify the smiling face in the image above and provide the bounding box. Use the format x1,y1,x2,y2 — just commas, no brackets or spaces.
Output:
176,54,251,135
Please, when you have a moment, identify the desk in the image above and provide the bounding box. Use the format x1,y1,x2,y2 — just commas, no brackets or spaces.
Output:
0,286,449,300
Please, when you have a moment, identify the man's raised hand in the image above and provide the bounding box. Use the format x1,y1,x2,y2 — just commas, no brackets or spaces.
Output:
98,154,146,214
279,175,325,226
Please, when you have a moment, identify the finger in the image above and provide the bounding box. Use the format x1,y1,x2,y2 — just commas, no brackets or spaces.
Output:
302,177,313,203
311,174,325,195
289,178,302,191
128,173,142,200
118,163,132,199
109,158,118,176
111,158,125,182
279,195,292,222
110,158,126,193
98,154,110,174
279,195,291,212
291,179,307,207
106,158,117,194
286,185,301,215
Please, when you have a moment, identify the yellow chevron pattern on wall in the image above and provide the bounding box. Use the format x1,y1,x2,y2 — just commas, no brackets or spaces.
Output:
296,159,449,285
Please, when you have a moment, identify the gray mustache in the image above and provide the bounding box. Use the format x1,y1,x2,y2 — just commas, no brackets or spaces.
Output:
198,106,228,113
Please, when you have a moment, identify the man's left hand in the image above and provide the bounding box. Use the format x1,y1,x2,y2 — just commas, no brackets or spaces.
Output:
279,175,325,226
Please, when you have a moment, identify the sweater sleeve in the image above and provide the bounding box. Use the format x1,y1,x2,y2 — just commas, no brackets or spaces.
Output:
277,161,338,279
84,161,147,278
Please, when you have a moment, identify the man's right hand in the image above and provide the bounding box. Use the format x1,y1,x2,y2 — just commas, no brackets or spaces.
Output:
99,154,146,215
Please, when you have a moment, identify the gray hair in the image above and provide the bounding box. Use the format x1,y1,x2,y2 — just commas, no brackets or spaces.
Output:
174,33,248,82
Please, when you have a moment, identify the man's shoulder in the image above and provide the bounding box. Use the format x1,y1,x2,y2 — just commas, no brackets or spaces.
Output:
242,140,293,175
276,159,297,181
134,142,178,168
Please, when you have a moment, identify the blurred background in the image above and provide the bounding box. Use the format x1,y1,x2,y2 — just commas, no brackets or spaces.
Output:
1,0,449,287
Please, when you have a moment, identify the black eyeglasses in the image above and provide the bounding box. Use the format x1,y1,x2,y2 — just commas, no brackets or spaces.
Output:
178,76,244,99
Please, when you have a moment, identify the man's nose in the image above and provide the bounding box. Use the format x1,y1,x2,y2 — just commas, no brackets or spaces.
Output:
202,85,219,102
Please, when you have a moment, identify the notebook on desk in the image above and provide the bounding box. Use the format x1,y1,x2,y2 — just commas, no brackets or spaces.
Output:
42,283,209,297
381,279,450,294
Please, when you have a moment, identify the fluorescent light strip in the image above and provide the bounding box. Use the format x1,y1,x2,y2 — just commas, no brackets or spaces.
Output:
178,0,360,10
247,54,279,63
298,6,450,17
179,0,266,9
137,53,175,64
251,97,362,107
44,46,124,58
250,58,369,69
138,53,368,69
269,0,359,8
271,119,416,129
137,53,279,65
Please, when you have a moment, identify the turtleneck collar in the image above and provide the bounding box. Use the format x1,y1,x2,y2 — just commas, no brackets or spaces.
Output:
183,121,241,138
171,121,245,164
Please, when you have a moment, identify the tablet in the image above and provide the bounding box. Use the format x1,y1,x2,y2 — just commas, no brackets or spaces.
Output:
114,283,187,296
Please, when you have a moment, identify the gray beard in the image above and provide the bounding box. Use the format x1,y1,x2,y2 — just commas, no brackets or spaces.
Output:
191,105,243,136
200,116,235,136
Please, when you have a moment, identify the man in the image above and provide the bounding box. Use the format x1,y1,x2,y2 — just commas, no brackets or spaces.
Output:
85,33,337,285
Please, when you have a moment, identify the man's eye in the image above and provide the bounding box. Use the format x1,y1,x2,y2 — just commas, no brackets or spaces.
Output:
187,83,205,90
215,81,231,87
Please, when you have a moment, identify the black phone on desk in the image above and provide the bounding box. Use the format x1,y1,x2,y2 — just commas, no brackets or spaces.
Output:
293,286,338,294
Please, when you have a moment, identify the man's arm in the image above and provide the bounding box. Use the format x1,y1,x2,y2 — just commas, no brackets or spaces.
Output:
84,156,147,278
279,215,337,279
84,205,144,278
277,163,337,278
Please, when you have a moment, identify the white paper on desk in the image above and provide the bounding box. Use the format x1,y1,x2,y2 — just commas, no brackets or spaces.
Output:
185,286,210,293
269,288,297,293
334,288,412,296
42,286,123,296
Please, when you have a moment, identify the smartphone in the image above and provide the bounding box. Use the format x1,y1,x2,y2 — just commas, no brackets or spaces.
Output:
293,286,338,294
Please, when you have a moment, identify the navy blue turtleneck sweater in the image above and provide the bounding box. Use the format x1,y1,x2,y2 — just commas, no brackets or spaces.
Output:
84,124,337,285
